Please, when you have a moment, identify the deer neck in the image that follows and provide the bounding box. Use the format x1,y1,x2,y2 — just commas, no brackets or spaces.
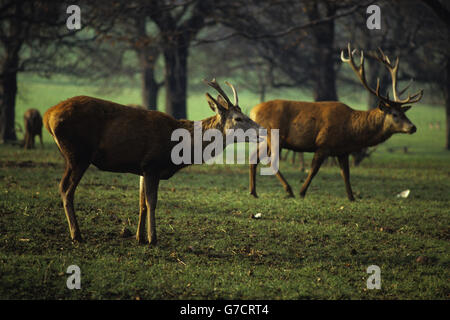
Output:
350,108,393,147
177,116,225,164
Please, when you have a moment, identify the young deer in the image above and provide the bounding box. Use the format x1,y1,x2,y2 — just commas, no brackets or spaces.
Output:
249,44,423,201
44,79,262,245
23,109,43,149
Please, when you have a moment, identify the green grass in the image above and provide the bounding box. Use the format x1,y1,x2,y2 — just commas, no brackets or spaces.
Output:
1,76,449,299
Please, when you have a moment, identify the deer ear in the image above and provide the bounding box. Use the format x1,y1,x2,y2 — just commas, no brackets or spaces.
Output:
205,93,226,114
402,105,411,113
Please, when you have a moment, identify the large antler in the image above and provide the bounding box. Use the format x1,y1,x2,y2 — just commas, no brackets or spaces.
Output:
341,43,388,104
374,47,423,104
203,78,238,107
341,43,423,106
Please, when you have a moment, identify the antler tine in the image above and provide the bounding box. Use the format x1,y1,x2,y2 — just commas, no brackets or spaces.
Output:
398,79,414,97
224,81,238,106
203,78,234,107
396,89,424,104
343,44,423,107
375,47,404,102
341,43,388,102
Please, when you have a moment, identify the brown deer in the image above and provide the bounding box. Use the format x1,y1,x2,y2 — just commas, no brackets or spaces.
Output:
44,79,262,245
23,109,43,149
249,44,423,201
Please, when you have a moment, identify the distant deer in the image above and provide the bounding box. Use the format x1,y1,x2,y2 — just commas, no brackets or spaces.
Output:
23,109,43,149
44,80,262,245
249,44,423,201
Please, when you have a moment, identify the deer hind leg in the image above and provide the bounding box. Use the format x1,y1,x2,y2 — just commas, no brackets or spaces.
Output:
299,151,326,198
59,155,89,242
136,176,148,244
338,154,355,201
143,172,160,245
275,170,294,198
299,152,305,172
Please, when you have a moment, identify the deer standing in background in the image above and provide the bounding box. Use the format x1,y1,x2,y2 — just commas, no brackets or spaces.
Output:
23,109,43,149
44,80,262,245
249,44,423,201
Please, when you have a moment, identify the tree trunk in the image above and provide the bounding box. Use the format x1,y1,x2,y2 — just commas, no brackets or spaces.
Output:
138,50,159,110
309,3,337,102
163,43,188,119
0,61,19,143
445,56,450,150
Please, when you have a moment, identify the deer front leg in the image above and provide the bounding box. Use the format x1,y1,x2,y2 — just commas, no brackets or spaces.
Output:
136,176,147,244
143,172,160,245
249,144,263,198
338,154,355,201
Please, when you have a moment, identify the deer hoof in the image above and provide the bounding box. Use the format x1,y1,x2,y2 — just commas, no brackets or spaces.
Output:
250,191,258,198
71,235,83,243
149,237,157,246
285,191,294,198
136,236,148,244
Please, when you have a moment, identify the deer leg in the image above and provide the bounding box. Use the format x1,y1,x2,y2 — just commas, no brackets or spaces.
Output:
39,133,43,148
60,161,89,242
143,172,160,245
275,169,294,198
299,152,326,198
136,176,147,244
24,131,29,149
249,145,263,198
338,154,355,201
299,152,305,172
291,152,296,164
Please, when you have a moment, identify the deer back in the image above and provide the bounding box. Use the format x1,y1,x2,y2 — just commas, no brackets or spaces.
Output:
251,99,359,152
44,96,181,175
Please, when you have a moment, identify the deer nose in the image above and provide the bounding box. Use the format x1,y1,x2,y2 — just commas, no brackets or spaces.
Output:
410,125,417,134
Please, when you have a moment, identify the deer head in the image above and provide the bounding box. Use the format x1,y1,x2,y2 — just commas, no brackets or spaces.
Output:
341,43,423,135
204,79,263,141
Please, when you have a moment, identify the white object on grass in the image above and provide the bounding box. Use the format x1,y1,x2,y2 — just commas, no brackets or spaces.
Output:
396,189,410,198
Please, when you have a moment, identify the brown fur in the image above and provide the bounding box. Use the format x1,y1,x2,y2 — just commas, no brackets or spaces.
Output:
44,92,261,245
23,109,43,149
249,99,417,201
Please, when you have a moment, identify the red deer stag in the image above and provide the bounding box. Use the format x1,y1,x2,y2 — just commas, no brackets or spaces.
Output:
23,109,43,149
249,44,423,201
44,79,262,245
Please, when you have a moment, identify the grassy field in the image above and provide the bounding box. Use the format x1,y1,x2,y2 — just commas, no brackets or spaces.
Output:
0,76,449,299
